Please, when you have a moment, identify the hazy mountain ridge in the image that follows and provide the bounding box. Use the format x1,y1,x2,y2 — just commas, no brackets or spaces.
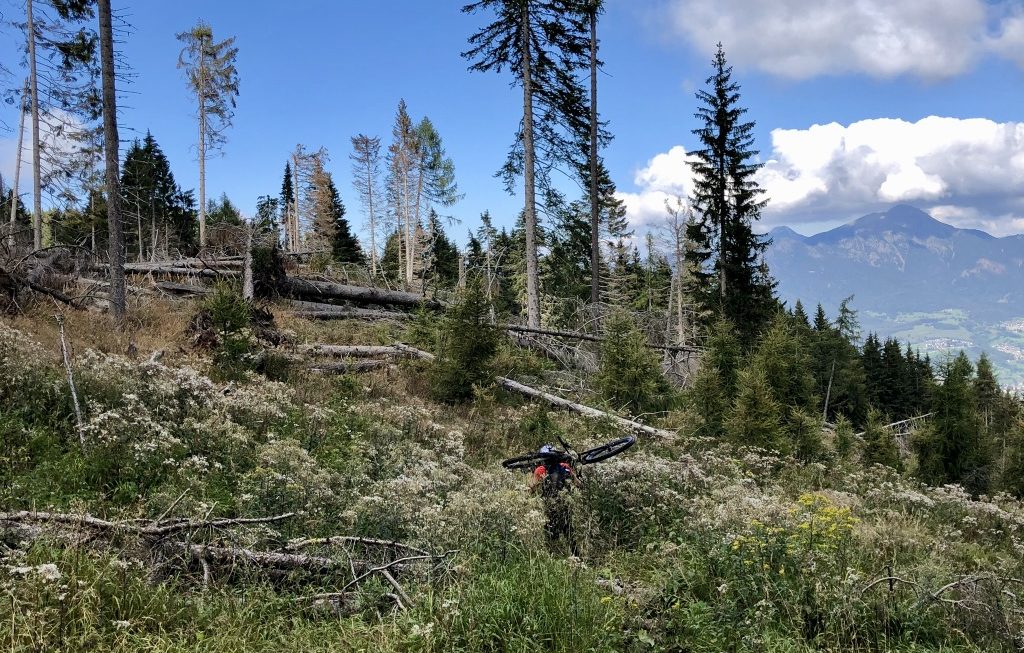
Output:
766,205,1024,388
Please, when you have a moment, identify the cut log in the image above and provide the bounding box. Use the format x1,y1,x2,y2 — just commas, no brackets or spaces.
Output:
283,278,441,309
308,360,390,374
496,376,677,440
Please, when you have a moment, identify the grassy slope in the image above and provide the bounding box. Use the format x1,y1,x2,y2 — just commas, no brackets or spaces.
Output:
2,301,1023,652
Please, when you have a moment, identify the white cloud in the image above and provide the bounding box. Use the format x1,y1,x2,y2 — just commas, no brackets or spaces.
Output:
621,116,1024,235
660,0,1023,79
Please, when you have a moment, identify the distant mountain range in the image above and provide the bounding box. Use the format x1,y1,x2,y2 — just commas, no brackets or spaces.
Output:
765,205,1024,388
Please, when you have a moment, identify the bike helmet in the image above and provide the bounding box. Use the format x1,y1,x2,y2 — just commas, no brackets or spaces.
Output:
538,444,556,454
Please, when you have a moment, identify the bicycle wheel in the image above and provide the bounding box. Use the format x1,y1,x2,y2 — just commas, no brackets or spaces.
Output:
502,452,553,470
579,435,636,465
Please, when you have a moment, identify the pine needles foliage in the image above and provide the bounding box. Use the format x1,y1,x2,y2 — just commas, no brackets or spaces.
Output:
597,309,672,415
429,276,501,403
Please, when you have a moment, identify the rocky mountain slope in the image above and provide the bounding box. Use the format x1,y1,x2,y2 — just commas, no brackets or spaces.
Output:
766,205,1024,387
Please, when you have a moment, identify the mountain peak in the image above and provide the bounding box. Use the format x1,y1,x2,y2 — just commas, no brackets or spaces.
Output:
769,225,804,240
851,204,956,238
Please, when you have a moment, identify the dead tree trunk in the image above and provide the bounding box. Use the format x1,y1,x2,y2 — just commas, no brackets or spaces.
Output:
283,278,441,309
98,0,126,324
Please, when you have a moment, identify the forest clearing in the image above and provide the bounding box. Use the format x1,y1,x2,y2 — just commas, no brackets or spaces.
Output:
4,0,1024,651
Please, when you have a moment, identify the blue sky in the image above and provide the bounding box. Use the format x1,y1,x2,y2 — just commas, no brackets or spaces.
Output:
4,0,1024,243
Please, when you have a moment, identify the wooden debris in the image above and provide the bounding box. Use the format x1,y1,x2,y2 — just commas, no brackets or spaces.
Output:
383,343,675,439
283,277,442,309
308,360,391,374
496,376,677,439
505,323,700,354
154,281,213,296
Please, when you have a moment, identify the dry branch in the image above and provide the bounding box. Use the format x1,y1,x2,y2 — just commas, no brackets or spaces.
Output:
285,535,431,557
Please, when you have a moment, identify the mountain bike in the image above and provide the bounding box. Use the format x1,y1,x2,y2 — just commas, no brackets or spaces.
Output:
501,434,636,482
502,435,636,548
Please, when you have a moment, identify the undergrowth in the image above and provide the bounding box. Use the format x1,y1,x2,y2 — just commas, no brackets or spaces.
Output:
2,314,1024,652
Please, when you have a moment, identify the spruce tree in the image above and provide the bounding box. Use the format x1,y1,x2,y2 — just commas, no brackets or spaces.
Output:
863,408,901,470
430,275,501,403
725,364,786,453
687,318,741,438
423,212,459,290
120,131,194,258
916,352,991,495
462,0,590,327
688,43,775,342
329,179,363,264
597,310,672,415
280,161,294,245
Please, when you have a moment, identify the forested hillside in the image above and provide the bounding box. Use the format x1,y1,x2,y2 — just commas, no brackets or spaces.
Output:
3,2,1024,652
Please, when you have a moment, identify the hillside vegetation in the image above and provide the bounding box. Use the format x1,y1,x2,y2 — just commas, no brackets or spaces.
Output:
3,293,1024,653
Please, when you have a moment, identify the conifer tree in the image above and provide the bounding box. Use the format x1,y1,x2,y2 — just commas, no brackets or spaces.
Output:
386,100,420,287
688,44,775,342
916,352,990,495
120,131,195,258
597,310,672,415
177,21,239,247
430,275,501,403
98,0,124,324
726,365,786,452
792,300,810,329
280,161,294,247
688,318,741,438
862,408,901,470
423,212,459,291
462,0,590,327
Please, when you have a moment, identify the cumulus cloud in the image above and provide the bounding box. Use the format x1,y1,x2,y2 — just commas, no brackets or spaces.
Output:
659,0,1022,79
620,116,1024,236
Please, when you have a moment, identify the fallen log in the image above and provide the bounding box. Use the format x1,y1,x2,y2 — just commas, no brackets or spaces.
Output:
391,343,434,360
308,360,391,374
505,323,700,354
286,535,431,557
122,265,239,278
298,344,418,358
99,258,242,272
386,342,675,439
154,281,213,296
285,299,414,322
291,309,412,322
283,277,441,309
496,377,677,440
181,542,359,574
0,510,296,538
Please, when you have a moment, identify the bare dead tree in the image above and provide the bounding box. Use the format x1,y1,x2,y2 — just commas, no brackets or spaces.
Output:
98,0,125,324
